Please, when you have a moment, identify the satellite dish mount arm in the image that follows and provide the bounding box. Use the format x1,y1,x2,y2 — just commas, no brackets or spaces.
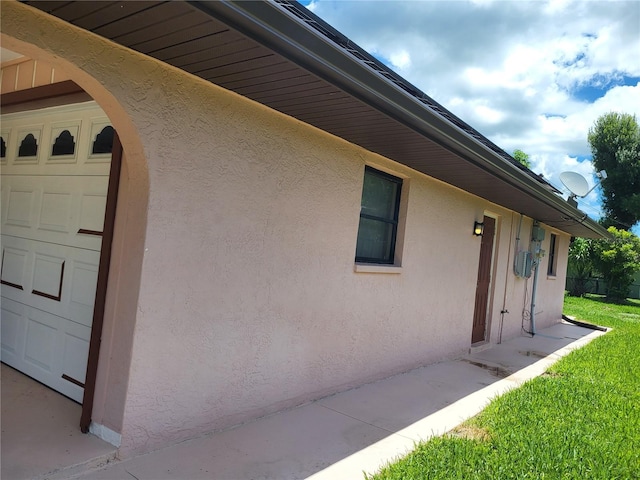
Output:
579,170,607,198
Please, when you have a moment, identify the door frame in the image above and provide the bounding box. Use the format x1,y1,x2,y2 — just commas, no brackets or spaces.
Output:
80,131,122,432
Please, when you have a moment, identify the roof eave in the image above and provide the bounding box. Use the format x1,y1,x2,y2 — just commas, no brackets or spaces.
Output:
192,1,608,239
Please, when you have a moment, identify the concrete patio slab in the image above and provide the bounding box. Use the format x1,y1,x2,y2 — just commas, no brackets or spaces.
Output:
77,403,396,480
4,321,606,480
317,361,502,433
0,364,116,480
465,322,605,375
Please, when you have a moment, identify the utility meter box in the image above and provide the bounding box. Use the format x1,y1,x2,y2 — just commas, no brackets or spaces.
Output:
514,251,533,278
531,225,546,242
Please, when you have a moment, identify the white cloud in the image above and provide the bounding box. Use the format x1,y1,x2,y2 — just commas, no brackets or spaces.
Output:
543,0,575,15
305,0,319,12
308,0,640,224
389,49,411,71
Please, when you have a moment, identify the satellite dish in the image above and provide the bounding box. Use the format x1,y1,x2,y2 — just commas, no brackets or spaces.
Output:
560,171,590,197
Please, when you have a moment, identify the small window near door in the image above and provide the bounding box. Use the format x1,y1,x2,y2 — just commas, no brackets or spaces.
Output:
548,233,558,276
355,166,403,264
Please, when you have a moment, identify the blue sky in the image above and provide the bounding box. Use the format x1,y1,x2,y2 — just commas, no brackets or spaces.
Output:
300,0,640,233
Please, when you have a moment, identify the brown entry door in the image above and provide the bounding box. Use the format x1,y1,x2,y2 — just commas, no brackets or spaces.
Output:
472,216,496,344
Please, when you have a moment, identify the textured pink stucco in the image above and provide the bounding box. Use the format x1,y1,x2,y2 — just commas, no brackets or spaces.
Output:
3,2,570,457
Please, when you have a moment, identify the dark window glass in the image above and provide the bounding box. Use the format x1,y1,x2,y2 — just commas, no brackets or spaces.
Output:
0,137,6,158
355,166,402,264
18,133,38,157
548,234,558,276
92,126,114,154
52,130,76,156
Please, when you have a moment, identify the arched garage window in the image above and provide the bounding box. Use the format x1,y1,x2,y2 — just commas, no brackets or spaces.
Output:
52,130,76,156
92,126,114,154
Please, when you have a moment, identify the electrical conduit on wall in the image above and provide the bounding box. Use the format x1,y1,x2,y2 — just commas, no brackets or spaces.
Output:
529,222,545,336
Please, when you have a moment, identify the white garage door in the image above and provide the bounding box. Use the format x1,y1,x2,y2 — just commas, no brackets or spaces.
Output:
1,101,113,402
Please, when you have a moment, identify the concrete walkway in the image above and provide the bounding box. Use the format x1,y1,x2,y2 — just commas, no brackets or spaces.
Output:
0,364,116,480
51,322,607,479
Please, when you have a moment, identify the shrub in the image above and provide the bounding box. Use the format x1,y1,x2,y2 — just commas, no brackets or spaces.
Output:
592,227,640,302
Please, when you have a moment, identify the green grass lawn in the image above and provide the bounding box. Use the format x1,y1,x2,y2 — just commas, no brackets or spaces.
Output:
367,295,640,479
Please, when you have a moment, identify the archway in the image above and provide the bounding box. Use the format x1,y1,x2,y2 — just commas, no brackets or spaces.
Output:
1,21,149,446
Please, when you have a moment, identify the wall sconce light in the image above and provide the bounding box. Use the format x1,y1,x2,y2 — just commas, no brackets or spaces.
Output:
473,221,484,236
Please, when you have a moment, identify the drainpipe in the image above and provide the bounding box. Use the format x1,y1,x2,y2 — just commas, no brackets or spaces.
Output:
562,314,607,332
529,222,545,336
530,253,540,336
513,214,523,273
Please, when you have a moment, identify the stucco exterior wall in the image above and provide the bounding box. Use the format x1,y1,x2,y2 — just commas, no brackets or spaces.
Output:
3,2,568,457
484,216,571,343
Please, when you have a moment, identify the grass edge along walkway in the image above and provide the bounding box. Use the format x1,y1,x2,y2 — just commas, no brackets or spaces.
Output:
366,295,640,480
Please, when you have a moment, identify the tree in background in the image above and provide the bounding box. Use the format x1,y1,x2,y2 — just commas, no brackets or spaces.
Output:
567,237,595,297
513,149,531,168
592,227,640,302
588,112,640,229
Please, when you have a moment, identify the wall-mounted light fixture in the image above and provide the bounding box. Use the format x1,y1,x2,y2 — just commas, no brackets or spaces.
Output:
473,221,484,236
